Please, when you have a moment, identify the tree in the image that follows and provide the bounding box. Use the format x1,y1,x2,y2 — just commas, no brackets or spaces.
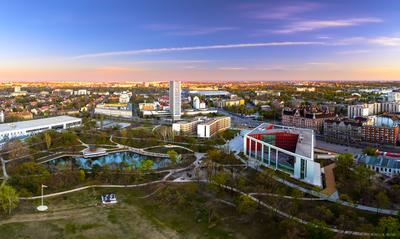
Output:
236,194,257,214
335,153,355,179
306,220,334,239
2,140,29,160
363,147,377,156
377,217,400,237
167,150,178,164
9,162,50,195
44,132,52,150
376,191,389,214
138,160,154,171
0,184,19,215
78,169,86,182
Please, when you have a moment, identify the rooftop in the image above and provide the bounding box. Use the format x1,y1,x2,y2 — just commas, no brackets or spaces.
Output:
356,154,400,169
0,116,81,132
247,123,314,159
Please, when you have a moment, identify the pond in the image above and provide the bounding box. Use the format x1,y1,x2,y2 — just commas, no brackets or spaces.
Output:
43,151,171,172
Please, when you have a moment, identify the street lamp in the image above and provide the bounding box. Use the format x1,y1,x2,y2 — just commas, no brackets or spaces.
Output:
37,184,48,212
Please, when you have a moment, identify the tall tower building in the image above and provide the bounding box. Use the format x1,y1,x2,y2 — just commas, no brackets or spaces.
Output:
169,81,181,120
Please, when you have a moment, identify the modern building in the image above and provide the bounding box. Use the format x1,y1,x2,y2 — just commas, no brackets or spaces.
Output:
169,81,181,121
172,118,203,135
244,123,322,187
0,116,81,143
94,104,133,118
197,117,231,138
362,116,399,145
282,107,336,133
188,90,230,97
214,99,245,108
347,102,400,118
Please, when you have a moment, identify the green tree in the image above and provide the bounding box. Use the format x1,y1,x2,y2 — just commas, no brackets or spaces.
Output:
0,184,19,215
236,194,257,214
376,191,389,214
335,153,355,178
78,169,86,182
9,162,50,195
167,150,178,164
44,132,52,150
138,160,154,171
363,147,377,156
377,216,400,237
306,220,334,239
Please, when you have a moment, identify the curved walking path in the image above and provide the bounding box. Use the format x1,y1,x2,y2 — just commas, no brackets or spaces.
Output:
0,157,8,179
109,135,170,158
18,179,389,237
236,155,398,216
249,192,325,201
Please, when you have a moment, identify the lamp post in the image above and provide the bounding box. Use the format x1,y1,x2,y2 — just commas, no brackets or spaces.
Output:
37,184,48,211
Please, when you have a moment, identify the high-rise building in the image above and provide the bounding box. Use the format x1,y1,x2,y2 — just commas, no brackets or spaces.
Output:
169,81,181,120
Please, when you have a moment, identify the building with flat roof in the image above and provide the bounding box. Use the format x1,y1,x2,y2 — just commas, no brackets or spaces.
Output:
188,90,230,97
172,118,203,135
94,104,133,118
244,123,322,187
197,116,231,138
169,81,181,121
0,116,81,143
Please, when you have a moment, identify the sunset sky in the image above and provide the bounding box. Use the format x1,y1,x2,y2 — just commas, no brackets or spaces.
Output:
0,0,400,82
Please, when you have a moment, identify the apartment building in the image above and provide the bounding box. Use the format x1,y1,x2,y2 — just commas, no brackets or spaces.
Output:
197,117,231,138
282,107,336,133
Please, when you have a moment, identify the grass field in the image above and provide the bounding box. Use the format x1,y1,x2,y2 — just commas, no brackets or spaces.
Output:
0,184,290,239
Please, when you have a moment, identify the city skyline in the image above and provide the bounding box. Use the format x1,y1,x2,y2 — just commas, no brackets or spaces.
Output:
0,0,400,82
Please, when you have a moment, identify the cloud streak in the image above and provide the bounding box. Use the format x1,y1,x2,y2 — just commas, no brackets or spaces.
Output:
275,17,382,33
240,2,321,20
70,41,324,59
144,23,236,36
370,37,400,46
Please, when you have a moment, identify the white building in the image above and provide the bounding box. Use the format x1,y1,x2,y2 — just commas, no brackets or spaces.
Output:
199,102,206,109
169,81,181,121
197,117,231,138
388,92,400,102
94,105,132,118
348,102,400,118
0,110,4,123
119,93,131,104
0,116,81,143
192,96,200,109
244,123,322,187
74,89,89,95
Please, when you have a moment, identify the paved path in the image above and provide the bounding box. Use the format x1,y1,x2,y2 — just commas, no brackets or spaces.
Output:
321,163,337,197
0,157,8,179
110,136,170,158
236,155,398,215
249,192,325,201
19,179,389,237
